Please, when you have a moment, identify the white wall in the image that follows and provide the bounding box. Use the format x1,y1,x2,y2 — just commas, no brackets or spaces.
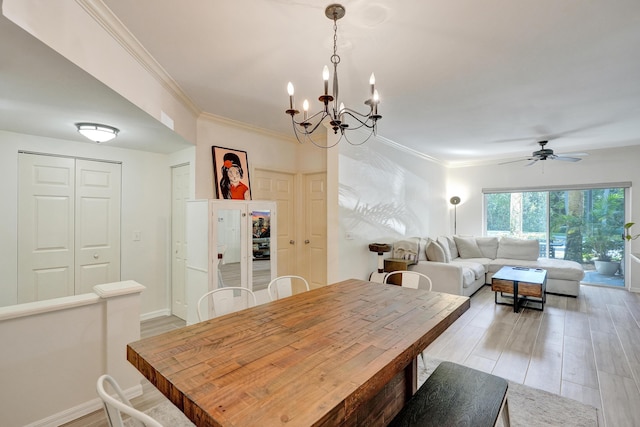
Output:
195,116,322,199
335,137,449,282
0,130,173,314
448,144,640,291
3,0,198,144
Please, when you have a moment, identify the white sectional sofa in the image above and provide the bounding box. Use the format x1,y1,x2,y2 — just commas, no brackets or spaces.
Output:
403,236,584,297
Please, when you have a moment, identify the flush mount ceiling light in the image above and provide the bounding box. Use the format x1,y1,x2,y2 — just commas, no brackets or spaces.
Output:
75,122,119,143
285,4,381,148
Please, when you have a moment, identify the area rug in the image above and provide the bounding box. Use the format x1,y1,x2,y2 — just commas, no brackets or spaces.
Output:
420,357,599,427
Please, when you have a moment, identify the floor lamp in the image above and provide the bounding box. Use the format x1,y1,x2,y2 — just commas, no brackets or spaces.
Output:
450,196,461,235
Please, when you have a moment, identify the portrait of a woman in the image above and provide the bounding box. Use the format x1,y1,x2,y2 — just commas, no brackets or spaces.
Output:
214,149,251,200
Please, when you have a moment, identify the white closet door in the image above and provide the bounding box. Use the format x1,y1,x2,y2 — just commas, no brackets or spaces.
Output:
253,169,296,276
171,164,190,320
74,159,121,295
303,172,327,289
18,154,76,303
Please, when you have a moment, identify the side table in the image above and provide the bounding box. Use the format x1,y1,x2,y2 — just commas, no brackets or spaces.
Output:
384,258,415,285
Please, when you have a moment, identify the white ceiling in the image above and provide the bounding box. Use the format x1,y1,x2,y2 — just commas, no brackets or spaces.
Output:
3,1,640,164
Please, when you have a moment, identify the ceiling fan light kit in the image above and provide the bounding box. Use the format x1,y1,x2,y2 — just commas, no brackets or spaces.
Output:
285,4,381,148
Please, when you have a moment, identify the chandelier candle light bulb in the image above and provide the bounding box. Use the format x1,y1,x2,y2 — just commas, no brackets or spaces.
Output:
285,3,381,148
370,73,375,97
287,82,294,109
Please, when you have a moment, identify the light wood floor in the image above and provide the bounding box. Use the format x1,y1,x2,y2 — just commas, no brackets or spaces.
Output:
424,284,640,427
64,284,640,427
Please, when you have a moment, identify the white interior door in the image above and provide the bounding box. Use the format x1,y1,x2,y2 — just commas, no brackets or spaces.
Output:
252,169,295,276
303,172,327,288
18,154,75,303
171,164,190,320
18,153,121,302
75,159,121,294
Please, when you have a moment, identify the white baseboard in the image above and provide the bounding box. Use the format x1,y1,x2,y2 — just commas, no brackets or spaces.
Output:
25,384,143,427
140,308,171,321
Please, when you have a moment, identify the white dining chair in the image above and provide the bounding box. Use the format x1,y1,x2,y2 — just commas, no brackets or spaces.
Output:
197,287,257,322
97,374,163,427
384,270,433,291
267,275,310,301
384,270,433,368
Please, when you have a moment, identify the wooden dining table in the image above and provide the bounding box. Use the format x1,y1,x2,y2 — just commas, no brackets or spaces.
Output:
127,279,470,427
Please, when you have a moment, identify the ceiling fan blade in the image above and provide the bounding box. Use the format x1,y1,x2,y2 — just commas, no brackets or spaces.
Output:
557,152,589,157
554,156,582,162
498,158,530,165
525,159,539,166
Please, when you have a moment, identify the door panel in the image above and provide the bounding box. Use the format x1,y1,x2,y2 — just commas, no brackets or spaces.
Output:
18,154,121,302
253,170,295,276
172,164,190,319
304,173,327,288
18,154,75,303
75,160,121,294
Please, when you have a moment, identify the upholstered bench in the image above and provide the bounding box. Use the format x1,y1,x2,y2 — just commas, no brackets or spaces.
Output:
388,362,510,427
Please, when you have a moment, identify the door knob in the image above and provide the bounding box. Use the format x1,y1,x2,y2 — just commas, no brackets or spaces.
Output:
290,240,295,244
93,253,99,259
305,240,310,244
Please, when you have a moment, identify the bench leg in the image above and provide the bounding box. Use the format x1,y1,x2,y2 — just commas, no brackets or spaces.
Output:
498,396,510,427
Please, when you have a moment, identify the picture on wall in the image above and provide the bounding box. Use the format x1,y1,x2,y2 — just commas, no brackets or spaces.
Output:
212,146,252,200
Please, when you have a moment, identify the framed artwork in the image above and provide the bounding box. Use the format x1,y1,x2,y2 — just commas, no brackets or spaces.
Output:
212,146,252,200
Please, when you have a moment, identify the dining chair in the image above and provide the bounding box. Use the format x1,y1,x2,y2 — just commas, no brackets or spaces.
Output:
384,270,432,368
384,270,433,291
97,374,163,427
197,287,257,321
267,275,310,301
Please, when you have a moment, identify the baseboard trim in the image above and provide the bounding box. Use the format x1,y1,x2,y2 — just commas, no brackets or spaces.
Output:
25,384,143,427
140,308,171,321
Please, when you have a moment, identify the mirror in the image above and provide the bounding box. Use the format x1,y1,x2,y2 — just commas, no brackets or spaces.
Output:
251,210,271,291
217,208,242,287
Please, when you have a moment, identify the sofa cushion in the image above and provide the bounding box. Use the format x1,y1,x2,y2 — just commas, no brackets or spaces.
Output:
418,238,429,261
451,259,489,279
476,236,499,259
426,239,447,263
497,237,539,261
488,258,584,281
447,236,459,259
454,236,483,259
436,237,452,262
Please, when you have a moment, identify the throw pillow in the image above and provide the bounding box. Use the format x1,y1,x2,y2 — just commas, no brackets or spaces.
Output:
436,236,452,262
454,236,483,258
426,240,447,263
418,237,429,261
496,237,539,261
446,236,459,258
392,238,420,263
476,236,499,259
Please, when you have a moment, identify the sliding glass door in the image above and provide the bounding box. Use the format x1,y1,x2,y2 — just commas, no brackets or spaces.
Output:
485,186,627,287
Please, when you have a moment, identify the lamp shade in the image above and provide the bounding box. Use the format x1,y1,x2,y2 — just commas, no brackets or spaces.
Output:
76,123,119,143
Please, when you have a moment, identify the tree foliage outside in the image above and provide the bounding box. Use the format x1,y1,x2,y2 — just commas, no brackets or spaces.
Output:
486,187,625,264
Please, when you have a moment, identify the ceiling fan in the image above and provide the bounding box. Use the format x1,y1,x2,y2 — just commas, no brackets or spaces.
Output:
500,141,588,166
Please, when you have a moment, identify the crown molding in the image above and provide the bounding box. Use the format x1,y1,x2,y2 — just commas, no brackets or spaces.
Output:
75,0,201,116
199,112,298,143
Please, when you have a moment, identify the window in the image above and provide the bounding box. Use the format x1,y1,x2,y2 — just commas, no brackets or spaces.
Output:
484,185,629,287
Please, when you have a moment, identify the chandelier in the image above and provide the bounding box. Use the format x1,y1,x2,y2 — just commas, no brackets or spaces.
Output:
286,4,381,148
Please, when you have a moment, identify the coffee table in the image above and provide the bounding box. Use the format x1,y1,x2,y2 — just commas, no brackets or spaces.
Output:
492,266,547,312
